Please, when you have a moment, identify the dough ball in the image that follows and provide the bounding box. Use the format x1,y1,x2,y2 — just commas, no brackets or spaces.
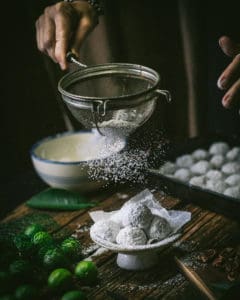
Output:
209,142,229,155
206,180,227,194
190,160,210,175
174,168,191,182
148,216,172,241
121,202,153,230
176,155,194,168
210,155,225,169
189,176,205,187
192,149,209,161
225,174,240,186
116,226,147,246
159,161,177,175
224,186,240,199
90,220,120,242
206,170,223,181
226,147,240,161
221,162,240,175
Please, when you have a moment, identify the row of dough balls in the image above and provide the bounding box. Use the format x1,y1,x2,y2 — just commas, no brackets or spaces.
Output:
90,202,172,247
159,142,240,199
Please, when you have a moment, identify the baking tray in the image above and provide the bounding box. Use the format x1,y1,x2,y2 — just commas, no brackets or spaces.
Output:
147,134,240,220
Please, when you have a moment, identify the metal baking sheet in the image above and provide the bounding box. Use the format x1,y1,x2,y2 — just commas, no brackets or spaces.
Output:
147,134,240,220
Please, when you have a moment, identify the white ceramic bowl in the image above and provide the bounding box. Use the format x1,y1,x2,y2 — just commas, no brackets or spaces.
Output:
30,131,126,192
90,230,180,270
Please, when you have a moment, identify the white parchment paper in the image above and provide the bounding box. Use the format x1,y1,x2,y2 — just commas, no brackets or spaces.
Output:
90,189,191,235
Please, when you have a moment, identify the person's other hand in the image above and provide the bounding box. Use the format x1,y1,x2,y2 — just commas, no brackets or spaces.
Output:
217,36,240,108
35,1,98,70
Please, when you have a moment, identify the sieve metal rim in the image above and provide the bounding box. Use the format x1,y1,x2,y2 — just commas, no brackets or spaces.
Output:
58,63,160,106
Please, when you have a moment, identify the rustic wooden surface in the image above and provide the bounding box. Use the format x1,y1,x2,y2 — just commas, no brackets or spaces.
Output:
2,184,240,300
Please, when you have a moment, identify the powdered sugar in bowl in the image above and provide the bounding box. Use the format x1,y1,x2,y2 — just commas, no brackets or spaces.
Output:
30,130,126,192
89,189,191,270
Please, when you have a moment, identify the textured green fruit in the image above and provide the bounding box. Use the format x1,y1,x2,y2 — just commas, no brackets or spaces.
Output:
24,224,44,238
9,259,32,280
48,268,72,290
43,248,68,270
61,290,87,300
61,237,82,261
15,284,37,300
32,231,53,248
74,261,98,285
13,234,34,256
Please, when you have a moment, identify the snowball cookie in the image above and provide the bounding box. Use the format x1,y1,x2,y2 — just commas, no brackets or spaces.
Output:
224,186,240,199
225,174,240,186
159,161,177,175
209,142,230,155
206,180,227,194
189,176,205,187
192,149,209,161
121,202,153,230
176,155,194,168
174,168,191,182
90,220,120,242
109,211,123,227
226,147,240,161
116,226,147,246
221,162,240,175
206,170,223,181
148,216,172,241
190,160,210,175
210,155,225,169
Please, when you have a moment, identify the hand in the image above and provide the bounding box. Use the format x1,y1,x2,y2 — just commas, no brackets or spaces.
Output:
217,36,240,108
35,1,98,70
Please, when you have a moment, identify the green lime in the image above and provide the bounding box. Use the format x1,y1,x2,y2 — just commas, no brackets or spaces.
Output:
9,259,32,276
61,237,82,261
15,284,37,300
74,261,98,285
48,268,72,290
24,224,44,238
38,244,55,261
43,247,68,270
32,231,53,249
61,290,87,300
13,233,34,256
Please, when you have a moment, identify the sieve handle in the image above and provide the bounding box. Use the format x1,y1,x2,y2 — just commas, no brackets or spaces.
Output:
155,89,172,102
66,52,87,69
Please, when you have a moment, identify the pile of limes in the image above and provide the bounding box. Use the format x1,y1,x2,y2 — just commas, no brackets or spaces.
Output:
0,223,98,300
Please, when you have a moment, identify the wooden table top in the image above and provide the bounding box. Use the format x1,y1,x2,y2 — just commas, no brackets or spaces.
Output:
2,185,240,300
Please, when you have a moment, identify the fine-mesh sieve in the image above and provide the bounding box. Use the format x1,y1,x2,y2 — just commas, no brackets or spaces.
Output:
58,53,171,136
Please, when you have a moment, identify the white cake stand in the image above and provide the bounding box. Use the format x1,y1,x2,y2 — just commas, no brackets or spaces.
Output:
90,232,180,271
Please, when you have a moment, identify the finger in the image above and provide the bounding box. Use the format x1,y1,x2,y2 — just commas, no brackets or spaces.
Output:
43,15,57,62
71,16,93,56
222,78,240,108
35,19,41,50
217,54,240,90
37,15,46,53
219,36,240,57
54,13,72,70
